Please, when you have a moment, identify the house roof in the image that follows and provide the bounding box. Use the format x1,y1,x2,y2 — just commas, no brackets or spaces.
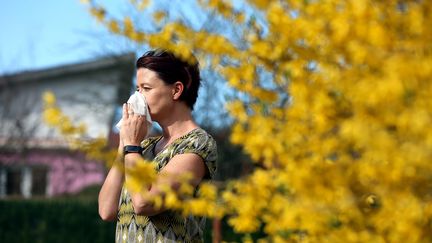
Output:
0,52,136,86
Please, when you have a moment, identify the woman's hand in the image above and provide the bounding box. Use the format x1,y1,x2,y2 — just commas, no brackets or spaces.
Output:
120,103,148,146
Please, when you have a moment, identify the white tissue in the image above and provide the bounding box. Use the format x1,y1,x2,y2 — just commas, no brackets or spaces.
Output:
115,91,152,136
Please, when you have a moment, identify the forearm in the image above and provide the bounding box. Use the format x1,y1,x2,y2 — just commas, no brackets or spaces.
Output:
124,153,165,216
98,154,124,221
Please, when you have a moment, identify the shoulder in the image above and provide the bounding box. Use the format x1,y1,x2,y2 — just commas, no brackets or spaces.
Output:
177,128,218,178
178,128,217,154
140,136,161,149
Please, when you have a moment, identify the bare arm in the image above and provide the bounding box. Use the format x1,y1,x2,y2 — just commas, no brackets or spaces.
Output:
125,152,206,216
98,142,124,221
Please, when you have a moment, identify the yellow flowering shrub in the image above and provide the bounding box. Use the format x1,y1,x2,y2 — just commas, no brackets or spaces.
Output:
43,0,432,241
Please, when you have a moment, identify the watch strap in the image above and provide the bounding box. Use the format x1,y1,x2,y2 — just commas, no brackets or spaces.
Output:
123,145,144,155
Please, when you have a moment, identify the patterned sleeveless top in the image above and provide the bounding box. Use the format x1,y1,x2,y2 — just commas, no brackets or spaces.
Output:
116,128,217,243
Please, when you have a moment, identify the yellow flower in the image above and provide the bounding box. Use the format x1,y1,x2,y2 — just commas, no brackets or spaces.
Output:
152,11,166,23
198,183,217,200
137,0,151,11
125,159,158,193
228,215,260,233
43,107,63,126
123,17,134,36
90,7,105,23
226,101,248,123
108,20,120,34
184,199,209,216
164,191,180,209
42,91,56,106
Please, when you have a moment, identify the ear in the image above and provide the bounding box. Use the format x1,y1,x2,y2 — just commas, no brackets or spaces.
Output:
172,81,184,100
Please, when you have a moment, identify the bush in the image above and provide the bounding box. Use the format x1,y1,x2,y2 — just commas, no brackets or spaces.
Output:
0,197,252,243
0,198,115,243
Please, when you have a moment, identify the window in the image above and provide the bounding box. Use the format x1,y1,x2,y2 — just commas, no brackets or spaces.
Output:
0,164,48,198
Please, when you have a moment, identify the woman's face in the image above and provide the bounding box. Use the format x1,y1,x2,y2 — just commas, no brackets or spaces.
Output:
136,68,174,121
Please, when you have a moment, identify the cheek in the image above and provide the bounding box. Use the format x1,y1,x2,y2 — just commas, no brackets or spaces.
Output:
144,95,154,109
144,89,171,114
144,94,158,113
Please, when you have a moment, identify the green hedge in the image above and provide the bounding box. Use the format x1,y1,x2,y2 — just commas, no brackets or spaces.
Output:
0,198,115,243
0,197,249,243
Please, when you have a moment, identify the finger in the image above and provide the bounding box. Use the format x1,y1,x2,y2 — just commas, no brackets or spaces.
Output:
122,103,129,119
128,104,134,115
130,114,143,122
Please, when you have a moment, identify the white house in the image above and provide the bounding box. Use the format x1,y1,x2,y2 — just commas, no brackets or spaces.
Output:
0,53,136,198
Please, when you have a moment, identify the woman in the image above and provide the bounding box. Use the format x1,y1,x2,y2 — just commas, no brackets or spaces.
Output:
98,50,217,243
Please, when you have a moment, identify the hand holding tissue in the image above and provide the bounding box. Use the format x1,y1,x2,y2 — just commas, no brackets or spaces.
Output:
115,91,152,137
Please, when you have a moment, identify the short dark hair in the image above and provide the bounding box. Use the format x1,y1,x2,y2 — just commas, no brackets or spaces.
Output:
136,49,201,110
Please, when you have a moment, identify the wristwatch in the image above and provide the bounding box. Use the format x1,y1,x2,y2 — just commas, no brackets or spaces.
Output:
123,145,144,155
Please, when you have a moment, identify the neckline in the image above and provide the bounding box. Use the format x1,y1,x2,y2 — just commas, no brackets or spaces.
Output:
151,127,201,157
